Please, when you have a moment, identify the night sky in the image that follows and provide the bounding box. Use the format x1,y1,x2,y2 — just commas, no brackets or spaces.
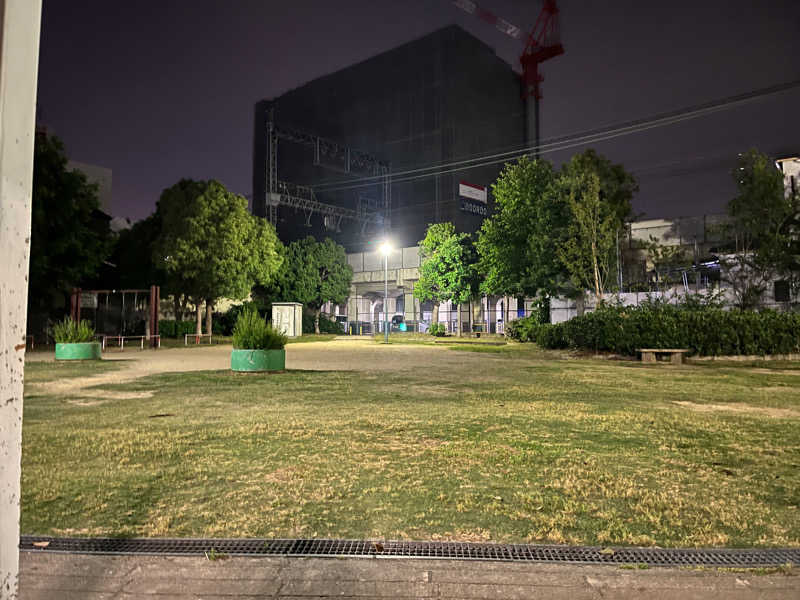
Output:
37,0,800,223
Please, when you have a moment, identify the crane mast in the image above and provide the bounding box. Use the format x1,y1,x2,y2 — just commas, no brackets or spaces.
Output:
452,0,564,156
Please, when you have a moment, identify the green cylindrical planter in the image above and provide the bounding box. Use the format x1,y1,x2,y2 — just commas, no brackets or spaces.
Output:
231,348,285,372
55,342,102,361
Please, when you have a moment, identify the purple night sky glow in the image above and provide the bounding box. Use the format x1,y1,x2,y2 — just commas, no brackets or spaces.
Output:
37,0,800,222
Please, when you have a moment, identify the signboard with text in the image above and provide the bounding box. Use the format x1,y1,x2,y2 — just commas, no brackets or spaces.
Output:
459,182,487,217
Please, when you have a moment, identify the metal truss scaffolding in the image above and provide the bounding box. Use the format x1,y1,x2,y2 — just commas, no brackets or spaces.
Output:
264,108,391,233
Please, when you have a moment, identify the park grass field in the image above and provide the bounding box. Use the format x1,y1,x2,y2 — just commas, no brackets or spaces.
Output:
21,344,800,547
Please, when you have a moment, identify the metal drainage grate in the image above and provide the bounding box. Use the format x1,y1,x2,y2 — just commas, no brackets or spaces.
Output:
19,536,799,568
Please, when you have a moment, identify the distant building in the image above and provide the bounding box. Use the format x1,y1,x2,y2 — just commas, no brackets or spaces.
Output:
776,156,799,199
109,216,132,233
253,25,526,251
68,160,112,214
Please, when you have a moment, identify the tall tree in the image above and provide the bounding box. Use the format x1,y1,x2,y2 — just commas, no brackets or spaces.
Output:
154,179,283,334
477,156,567,299
720,149,798,309
557,172,618,303
271,236,353,334
29,133,111,327
415,223,478,336
556,150,636,310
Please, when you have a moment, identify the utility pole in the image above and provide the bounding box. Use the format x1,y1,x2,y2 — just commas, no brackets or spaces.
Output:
0,2,43,598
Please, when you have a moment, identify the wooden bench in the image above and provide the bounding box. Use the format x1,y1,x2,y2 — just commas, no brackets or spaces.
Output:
637,348,689,365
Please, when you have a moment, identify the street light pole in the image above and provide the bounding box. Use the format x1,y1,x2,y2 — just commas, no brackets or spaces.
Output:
380,241,391,344
384,249,389,344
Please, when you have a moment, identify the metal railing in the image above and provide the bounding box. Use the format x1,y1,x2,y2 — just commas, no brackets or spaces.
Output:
184,333,212,346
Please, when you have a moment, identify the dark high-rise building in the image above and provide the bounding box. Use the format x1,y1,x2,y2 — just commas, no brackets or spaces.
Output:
253,25,525,251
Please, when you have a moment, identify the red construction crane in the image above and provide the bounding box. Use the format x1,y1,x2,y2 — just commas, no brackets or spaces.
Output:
453,0,564,154
453,0,564,99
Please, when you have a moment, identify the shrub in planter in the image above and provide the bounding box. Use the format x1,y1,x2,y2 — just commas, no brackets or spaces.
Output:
230,308,288,372
52,318,101,360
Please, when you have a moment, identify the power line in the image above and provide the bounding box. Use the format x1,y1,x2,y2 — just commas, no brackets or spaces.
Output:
309,78,800,194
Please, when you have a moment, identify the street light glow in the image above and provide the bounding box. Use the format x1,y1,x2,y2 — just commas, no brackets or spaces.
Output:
379,241,391,256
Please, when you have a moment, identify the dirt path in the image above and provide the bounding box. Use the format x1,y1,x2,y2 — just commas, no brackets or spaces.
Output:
25,340,503,397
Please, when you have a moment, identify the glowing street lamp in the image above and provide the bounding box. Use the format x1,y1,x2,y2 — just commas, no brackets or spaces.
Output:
380,241,391,343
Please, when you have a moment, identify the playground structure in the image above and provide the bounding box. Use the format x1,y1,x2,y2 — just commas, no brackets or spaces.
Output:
70,285,161,349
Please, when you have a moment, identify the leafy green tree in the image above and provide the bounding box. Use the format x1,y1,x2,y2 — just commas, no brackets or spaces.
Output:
720,149,798,309
556,150,636,310
415,223,478,336
112,215,165,288
557,172,618,303
270,236,353,334
29,133,111,327
644,235,691,291
477,156,567,299
111,213,196,321
154,179,283,334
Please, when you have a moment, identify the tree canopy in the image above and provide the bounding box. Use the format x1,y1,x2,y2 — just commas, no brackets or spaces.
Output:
556,152,635,303
269,236,353,333
476,150,635,305
29,133,111,322
111,214,166,290
476,156,565,298
720,149,798,309
154,179,283,332
415,222,478,335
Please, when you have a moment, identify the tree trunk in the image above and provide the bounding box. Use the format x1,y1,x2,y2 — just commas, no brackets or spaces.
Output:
468,300,474,336
432,303,439,331
195,302,202,335
314,309,320,334
173,296,181,321
591,240,603,304
576,292,585,317
457,303,462,337
205,299,213,336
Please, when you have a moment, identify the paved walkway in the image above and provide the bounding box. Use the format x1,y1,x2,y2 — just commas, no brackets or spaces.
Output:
24,340,511,398
20,552,799,599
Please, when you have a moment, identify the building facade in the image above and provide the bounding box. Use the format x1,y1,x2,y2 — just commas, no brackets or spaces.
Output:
253,25,526,252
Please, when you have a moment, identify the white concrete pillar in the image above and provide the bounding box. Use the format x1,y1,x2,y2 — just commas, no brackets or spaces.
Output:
0,1,42,597
402,292,417,324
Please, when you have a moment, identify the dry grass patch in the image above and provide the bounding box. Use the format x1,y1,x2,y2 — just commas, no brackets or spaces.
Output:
21,351,800,547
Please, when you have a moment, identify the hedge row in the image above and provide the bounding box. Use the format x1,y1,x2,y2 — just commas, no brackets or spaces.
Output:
158,320,197,338
508,304,800,356
302,313,344,334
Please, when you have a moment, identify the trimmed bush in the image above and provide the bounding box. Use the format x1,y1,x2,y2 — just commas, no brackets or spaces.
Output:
506,317,544,342
158,320,197,338
52,318,95,343
524,304,800,356
429,323,446,337
302,313,344,334
233,308,287,350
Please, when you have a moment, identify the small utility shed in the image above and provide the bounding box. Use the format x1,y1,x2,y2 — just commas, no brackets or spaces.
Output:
272,302,303,337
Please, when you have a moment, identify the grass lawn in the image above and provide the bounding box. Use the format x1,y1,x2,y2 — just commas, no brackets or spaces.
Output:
21,346,800,547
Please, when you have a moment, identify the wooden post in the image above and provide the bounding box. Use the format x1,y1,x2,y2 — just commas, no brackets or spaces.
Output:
70,287,82,322
0,2,42,597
